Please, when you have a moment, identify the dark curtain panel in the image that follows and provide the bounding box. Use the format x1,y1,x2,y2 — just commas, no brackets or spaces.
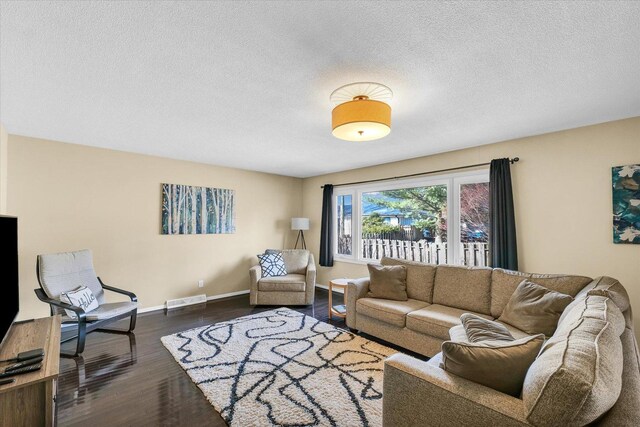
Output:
489,159,518,270
319,184,334,267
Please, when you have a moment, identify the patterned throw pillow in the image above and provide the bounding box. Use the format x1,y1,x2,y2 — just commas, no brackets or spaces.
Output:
460,313,515,343
257,252,287,278
59,286,99,318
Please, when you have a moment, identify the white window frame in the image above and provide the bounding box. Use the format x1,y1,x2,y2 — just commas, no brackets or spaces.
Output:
333,191,356,260
332,169,489,265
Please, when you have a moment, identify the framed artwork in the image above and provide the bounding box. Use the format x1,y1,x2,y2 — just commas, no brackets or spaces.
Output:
612,164,640,244
162,183,235,234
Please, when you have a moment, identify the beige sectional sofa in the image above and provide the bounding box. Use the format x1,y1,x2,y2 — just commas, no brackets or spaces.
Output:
345,257,639,426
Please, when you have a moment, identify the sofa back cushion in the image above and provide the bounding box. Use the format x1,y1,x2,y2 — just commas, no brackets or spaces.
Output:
433,265,492,315
558,293,626,337
575,276,631,327
490,269,592,318
280,249,309,274
522,317,623,426
381,257,436,303
596,327,640,426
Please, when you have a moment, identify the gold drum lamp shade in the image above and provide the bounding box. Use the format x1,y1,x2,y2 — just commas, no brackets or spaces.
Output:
330,82,393,142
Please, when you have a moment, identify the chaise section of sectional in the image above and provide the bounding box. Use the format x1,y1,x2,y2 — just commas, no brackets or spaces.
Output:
383,353,529,426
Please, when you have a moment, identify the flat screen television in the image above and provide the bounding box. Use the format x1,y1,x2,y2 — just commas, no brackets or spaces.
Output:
0,216,19,350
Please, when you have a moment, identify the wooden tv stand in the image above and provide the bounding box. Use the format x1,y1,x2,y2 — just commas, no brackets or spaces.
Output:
0,316,61,427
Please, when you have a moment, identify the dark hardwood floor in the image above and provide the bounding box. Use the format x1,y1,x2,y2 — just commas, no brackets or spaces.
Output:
57,288,422,426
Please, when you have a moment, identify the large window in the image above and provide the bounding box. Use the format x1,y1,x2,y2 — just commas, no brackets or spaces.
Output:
334,171,489,266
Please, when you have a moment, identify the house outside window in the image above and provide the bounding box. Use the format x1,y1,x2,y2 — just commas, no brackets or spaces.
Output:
333,171,489,266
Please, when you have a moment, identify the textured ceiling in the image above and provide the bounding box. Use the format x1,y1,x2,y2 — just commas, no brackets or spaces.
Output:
1,1,639,177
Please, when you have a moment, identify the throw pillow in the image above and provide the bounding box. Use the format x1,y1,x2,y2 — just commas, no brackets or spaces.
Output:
498,280,573,336
257,252,287,278
59,286,99,318
440,334,545,396
367,264,408,301
264,249,281,255
460,313,515,343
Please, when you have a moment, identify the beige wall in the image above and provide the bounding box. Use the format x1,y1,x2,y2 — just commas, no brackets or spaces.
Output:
302,117,640,333
8,135,302,320
0,123,7,214
7,117,640,335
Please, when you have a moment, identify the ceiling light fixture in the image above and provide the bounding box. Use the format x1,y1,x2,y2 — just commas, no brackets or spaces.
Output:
330,82,393,142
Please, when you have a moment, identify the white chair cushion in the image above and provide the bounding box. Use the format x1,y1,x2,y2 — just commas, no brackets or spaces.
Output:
38,249,105,304
62,301,137,322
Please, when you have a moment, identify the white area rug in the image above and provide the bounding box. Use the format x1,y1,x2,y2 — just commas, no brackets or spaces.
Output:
161,308,397,426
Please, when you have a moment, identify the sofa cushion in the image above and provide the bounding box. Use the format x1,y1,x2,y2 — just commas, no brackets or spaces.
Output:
576,276,631,313
498,280,573,337
523,318,623,426
461,313,515,343
441,333,545,396
427,352,444,368
556,294,625,337
490,269,591,318
596,327,640,426
280,249,309,274
258,274,306,292
356,298,429,328
406,304,492,340
381,257,436,303
448,325,469,342
495,320,531,340
367,264,408,301
433,265,492,314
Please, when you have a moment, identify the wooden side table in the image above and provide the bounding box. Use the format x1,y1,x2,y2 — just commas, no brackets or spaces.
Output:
0,315,61,427
328,278,351,320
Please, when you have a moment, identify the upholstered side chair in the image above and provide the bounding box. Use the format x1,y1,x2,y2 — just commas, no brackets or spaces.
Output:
34,249,138,357
249,249,316,306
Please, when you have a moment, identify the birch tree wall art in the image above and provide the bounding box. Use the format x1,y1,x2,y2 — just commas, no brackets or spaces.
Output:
162,183,236,234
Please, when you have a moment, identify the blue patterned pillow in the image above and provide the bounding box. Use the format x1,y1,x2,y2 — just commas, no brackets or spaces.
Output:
257,252,287,277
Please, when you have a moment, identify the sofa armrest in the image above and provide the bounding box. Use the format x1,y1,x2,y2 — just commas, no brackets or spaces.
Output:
249,265,261,291
383,353,529,427
346,277,369,329
305,254,317,304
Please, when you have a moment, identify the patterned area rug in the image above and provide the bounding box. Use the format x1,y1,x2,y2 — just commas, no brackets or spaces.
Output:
161,308,397,426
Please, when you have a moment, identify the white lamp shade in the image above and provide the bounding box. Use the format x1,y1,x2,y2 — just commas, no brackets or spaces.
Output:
291,217,309,231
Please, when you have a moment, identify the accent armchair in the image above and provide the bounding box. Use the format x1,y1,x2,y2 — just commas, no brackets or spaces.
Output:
34,249,138,357
249,249,316,306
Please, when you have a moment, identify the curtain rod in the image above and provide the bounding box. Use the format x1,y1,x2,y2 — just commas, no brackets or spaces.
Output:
321,157,519,188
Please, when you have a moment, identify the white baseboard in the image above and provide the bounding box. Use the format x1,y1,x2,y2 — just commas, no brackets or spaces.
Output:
207,289,251,301
137,289,251,314
138,303,166,314
316,284,344,294
61,290,251,329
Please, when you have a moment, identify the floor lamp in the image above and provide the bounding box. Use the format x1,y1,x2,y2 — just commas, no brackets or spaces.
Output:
291,218,309,249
